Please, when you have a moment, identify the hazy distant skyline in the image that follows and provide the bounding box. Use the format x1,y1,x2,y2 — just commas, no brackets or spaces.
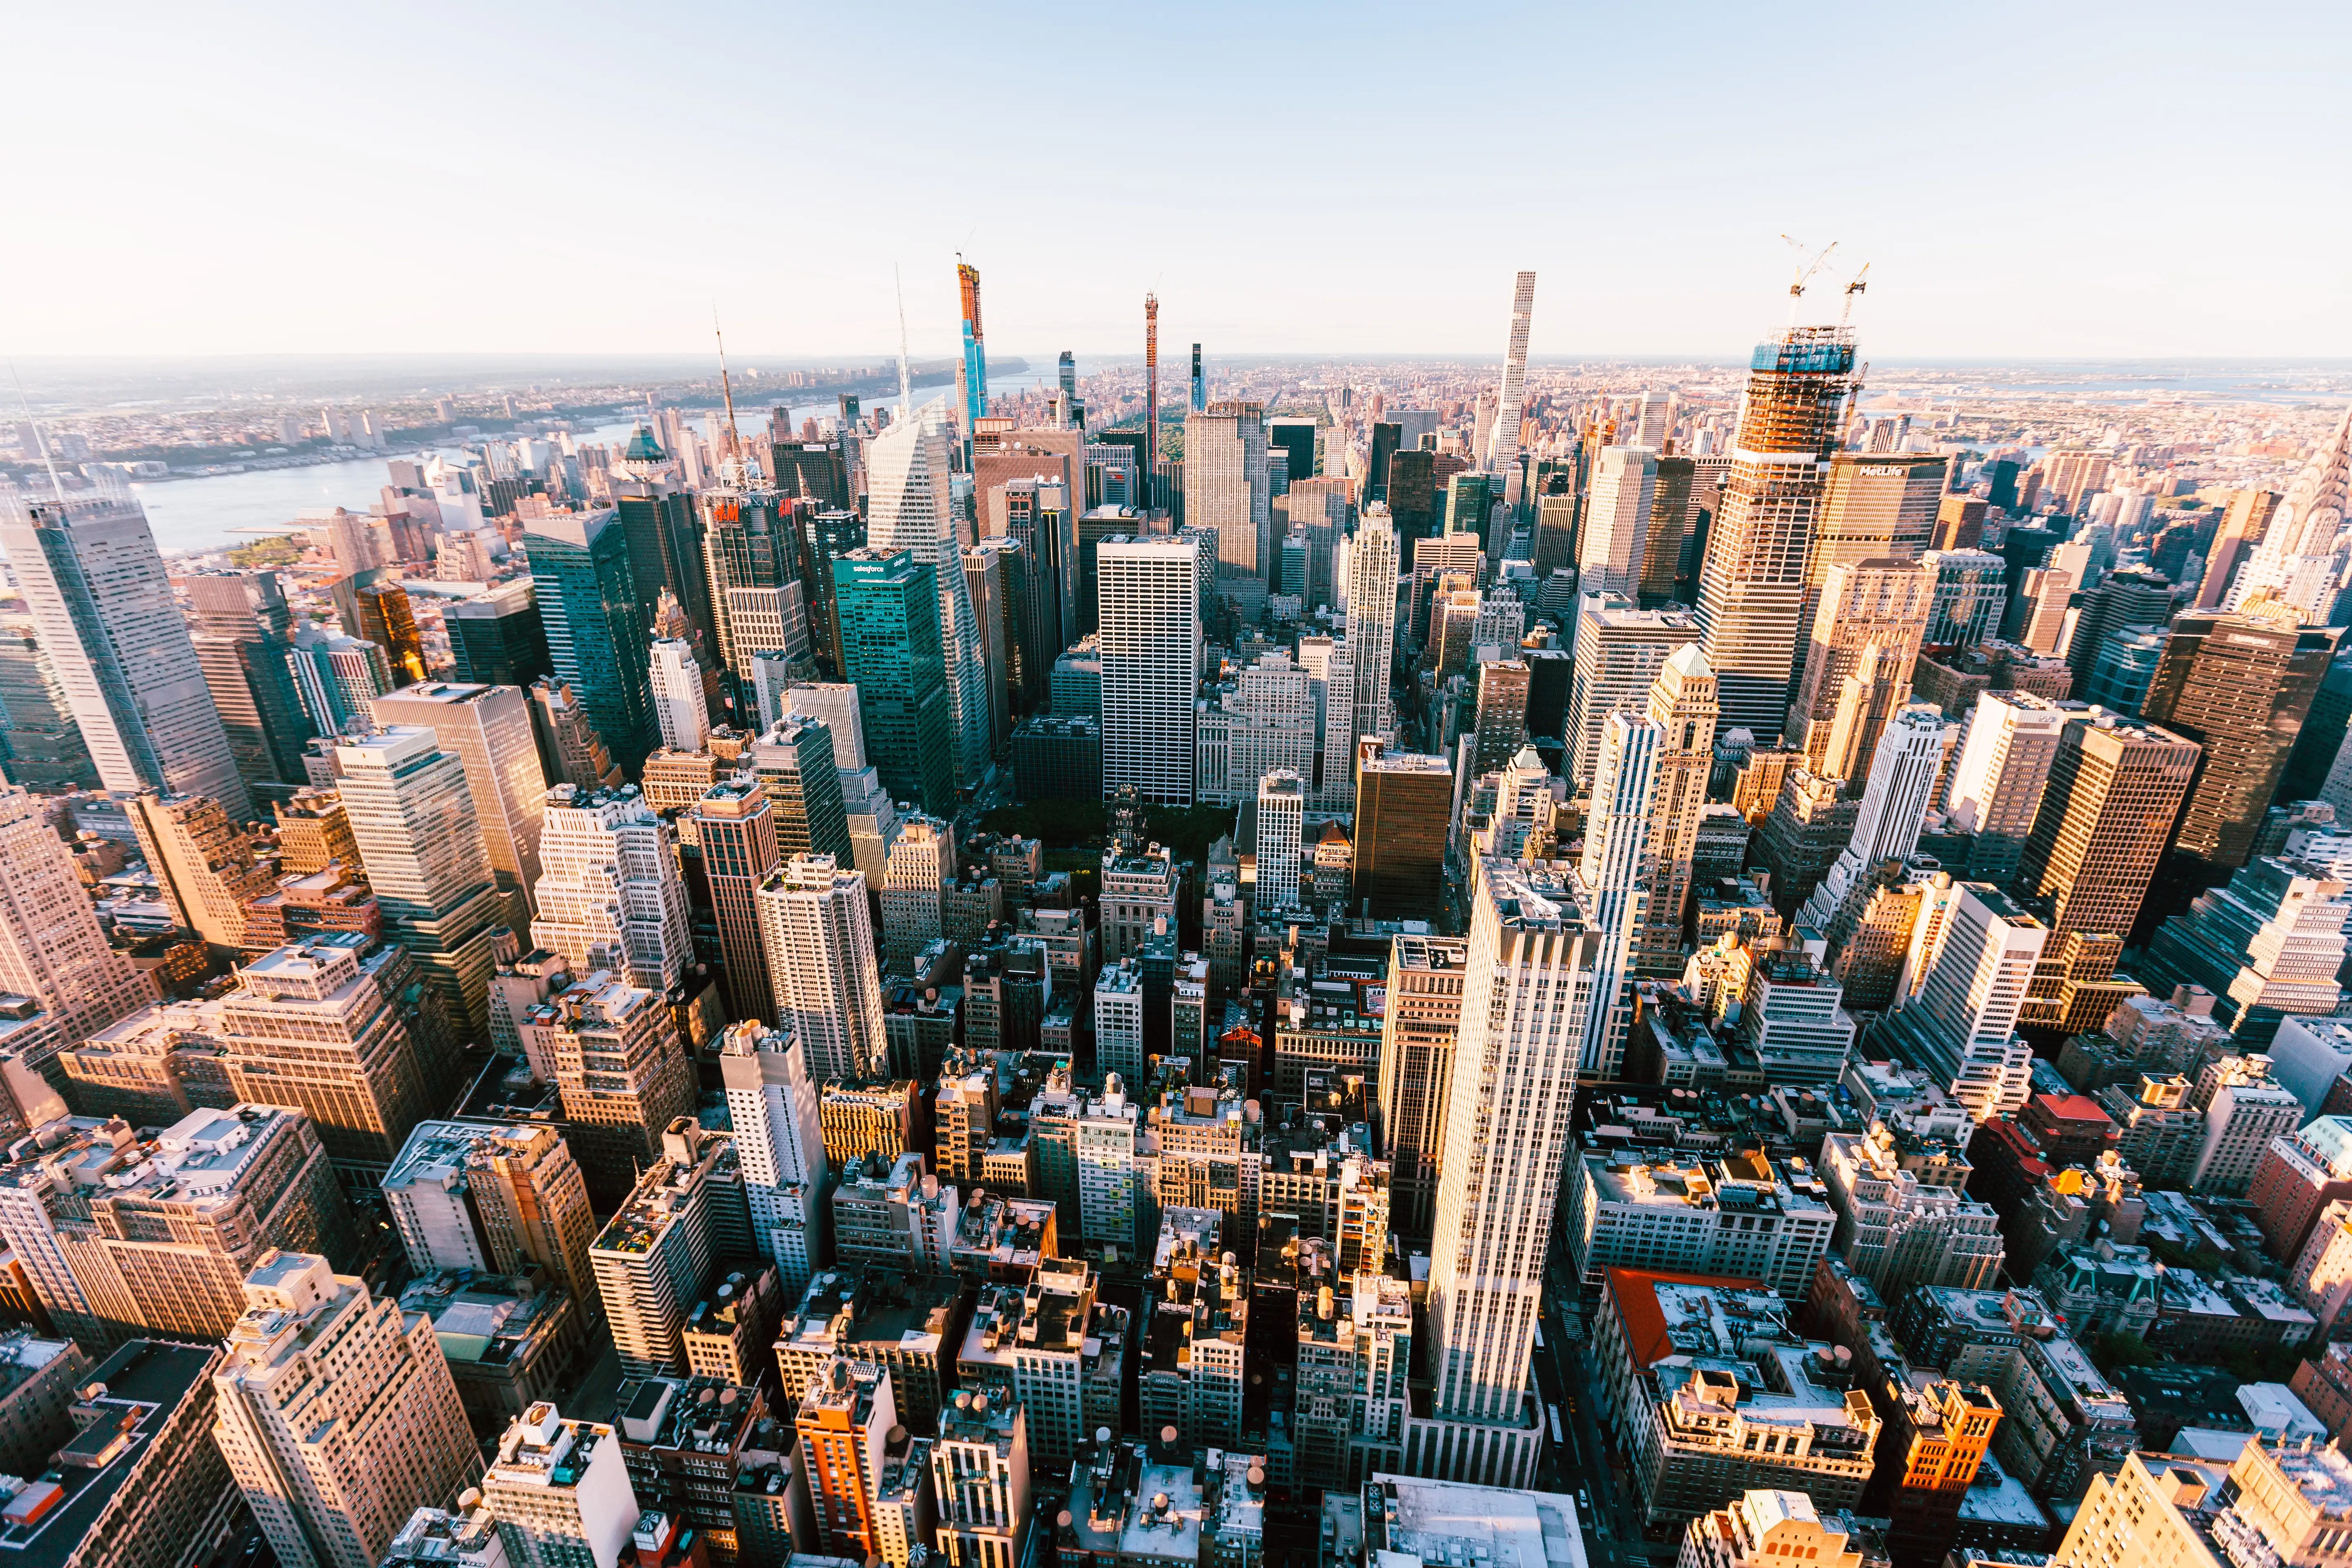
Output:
9,2,2347,363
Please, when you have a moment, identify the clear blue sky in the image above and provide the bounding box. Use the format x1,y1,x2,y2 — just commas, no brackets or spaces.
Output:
7,1,2346,363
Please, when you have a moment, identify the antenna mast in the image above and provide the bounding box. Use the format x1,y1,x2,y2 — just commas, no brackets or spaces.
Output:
895,265,914,419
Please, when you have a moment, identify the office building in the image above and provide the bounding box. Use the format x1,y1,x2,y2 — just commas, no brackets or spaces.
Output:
1412,860,1604,1488
1379,934,1466,1240
526,678,621,793
0,787,153,1073
1567,1147,1838,1301
867,401,989,785
2139,601,2341,883
178,568,314,798
528,784,691,991
2053,1441,2352,1568
1256,770,1306,911
1880,884,2049,1119
1187,402,1271,579
1804,451,1944,645
692,779,782,1024
1577,711,1660,1076
1635,648,1719,978
956,1259,1127,1469
125,791,274,955
756,854,887,1084
878,815,950,971
522,509,657,773
648,639,707,753
2190,1055,2303,1197
1791,558,1934,778
717,1020,828,1298
446,579,552,688
482,1403,641,1568
1820,1125,2005,1297
1695,319,1860,735
1591,1270,1880,1524
2015,712,2201,941
833,548,957,817
0,491,251,822
1354,743,1451,919
1568,595,1701,785
1346,505,1401,737
213,1252,481,1568
1944,693,2067,886
1098,536,1201,804
334,726,504,1039
1680,1490,1872,1568
932,1387,1030,1568
0,598,96,791
1796,704,1953,931
382,1119,599,1317
591,1120,751,1376
796,1358,896,1562
2139,860,2347,1047
371,682,549,925
1581,446,1659,600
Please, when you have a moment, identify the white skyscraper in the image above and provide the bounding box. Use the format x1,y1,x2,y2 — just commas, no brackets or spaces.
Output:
1099,535,1201,804
2229,406,2352,623
0,785,155,1068
787,682,869,770
1255,770,1306,911
1578,446,1659,601
878,815,951,971
1412,857,1600,1489
1296,634,1357,810
1483,271,1537,481
1797,704,1956,929
1943,691,2068,884
372,680,550,924
1568,595,1702,786
1879,883,2049,1120
648,638,708,753
1346,506,1401,739
866,399,989,785
0,490,251,823
756,853,888,1084
530,784,693,990
1093,959,1144,1084
1576,711,1659,1076
717,1018,829,1295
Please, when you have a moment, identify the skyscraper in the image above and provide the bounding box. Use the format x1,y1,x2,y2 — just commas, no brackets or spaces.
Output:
958,261,989,436
1414,858,1600,1488
371,681,549,926
0,491,251,822
1796,704,1955,931
1789,558,1934,777
177,568,315,798
1878,883,2048,1119
757,853,887,1084
1567,595,1701,786
1634,646,1719,978
612,430,716,659
1098,536,1200,805
522,508,658,774
334,726,505,1039
1802,452,1943,650
834,548,957,818
1943,690,2069,885
2014,711,2201,941
213,1252,481,1568
0,599,94,790
530,784,692,990
2227,406,2352,623
1354,743,1452,919
752,713,852,862
1484,271,1536,482
702,480,813,684
1695,319,1862,736
356,582,428,686
692,779,781,1025
717,1019,829,1296
1185,402,1270,579
445,579,552,688
866,400,989,785
127,791,275,954
1255,770,1306,911
0,786,153,1072
2138,599,2341,886
1579,446,1658,600
381,1119,601,1323
1347,506,1401,740
648,638,708,753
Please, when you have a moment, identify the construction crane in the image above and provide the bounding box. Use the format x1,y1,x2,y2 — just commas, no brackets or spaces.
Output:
1780,235,1840,323
1840,262,1872,328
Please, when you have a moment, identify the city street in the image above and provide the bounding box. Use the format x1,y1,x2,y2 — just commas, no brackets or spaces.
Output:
1536,1285,1675,1568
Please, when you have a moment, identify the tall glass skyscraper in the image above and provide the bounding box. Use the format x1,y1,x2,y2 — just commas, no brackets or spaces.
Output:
521,508,657,773
0,491,252,822
1695,323,1862,738
865,401,987,785
958,263,989,436
833,548,956,818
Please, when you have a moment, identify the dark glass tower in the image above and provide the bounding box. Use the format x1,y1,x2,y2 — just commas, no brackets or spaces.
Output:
445,580,552,687
833,548,956,817
521,509,657,774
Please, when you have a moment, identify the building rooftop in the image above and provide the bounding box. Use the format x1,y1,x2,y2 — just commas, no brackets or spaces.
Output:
0,1339,218,1568
1360,1472,1586,1568
488,1402,612,1492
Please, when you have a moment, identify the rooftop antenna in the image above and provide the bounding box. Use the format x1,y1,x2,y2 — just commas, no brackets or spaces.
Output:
712,303,740,464
1780,235,1840,327
9,362,66,503
894,265,914,419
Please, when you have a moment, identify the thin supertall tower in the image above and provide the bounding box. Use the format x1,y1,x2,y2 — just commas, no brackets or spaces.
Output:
1144,293,1159,499
1484,271,1536,479
1191,343,1205,412
958,259,988,434
1695,272,1866,737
